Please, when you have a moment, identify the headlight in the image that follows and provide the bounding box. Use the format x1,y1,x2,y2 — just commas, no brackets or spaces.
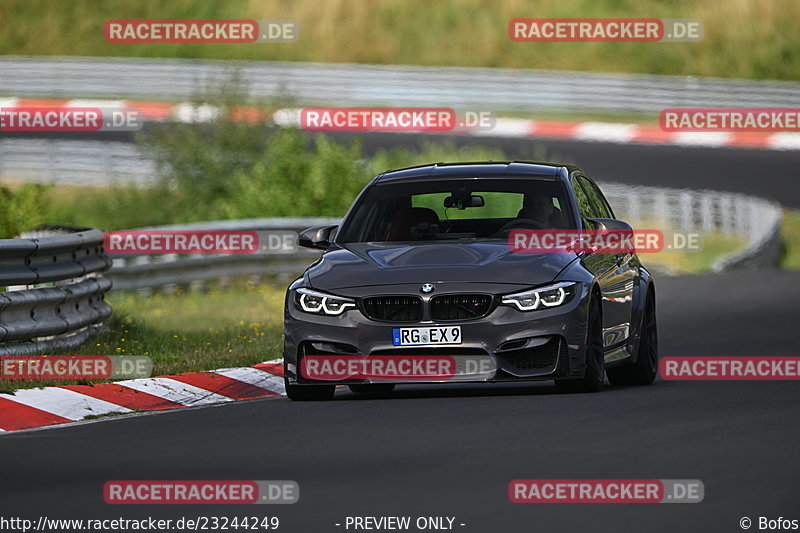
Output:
501,282,577,311
295,287,356,316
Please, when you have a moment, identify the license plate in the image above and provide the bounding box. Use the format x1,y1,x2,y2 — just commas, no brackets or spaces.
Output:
392,326,462,346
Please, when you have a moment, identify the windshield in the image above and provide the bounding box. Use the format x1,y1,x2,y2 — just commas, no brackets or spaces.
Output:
336,177,575,243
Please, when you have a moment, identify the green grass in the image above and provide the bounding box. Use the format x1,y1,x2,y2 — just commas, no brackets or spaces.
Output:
780,209,800,269
496,109,660,124
1,0,798,81
0,282,287,393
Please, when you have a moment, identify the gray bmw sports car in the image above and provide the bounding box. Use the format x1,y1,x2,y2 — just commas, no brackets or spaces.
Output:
283,161,657,400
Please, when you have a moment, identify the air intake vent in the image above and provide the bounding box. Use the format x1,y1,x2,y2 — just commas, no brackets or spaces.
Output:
362,296,422,322
504,337,561,371
431,294,493,320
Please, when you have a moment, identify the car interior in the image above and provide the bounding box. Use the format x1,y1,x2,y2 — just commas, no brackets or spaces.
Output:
380,195,572,241
337,177,576,243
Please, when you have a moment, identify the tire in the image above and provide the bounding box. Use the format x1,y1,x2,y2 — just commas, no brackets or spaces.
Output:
607,287,658,386
348,384,396,394
556,295,604,393
284,375,335,401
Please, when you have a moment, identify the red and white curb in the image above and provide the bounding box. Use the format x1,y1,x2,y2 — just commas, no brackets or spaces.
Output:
1,97,799,151
0,360,285,433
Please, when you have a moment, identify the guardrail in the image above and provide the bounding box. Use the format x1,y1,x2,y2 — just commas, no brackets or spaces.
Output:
0,229,112,355
106,184,783,292
2,56,799,113
107,218,336,291
0,138,156,186
600,184,783,272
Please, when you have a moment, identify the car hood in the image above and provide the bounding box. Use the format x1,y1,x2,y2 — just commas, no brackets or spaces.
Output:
307,241,578,290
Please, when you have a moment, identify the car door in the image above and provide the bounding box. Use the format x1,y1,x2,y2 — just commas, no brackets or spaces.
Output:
571,174,637,352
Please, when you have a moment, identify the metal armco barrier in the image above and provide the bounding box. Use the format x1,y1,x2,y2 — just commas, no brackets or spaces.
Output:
106,218,337,291
0,229,112,355
0,139,157,187
598,184,783,272
2,56,799,112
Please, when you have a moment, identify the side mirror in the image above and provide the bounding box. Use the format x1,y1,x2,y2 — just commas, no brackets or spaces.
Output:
582,218,635,255
298,225,338,250
585,218,632,232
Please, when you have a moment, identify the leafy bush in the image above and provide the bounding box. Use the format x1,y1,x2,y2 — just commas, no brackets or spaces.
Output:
0,183,51,238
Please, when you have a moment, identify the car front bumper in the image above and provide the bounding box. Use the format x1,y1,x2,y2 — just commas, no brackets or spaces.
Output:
283,282,593,386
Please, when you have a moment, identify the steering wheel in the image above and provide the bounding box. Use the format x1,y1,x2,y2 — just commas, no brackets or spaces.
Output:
491,218,547,238
410,222,440,240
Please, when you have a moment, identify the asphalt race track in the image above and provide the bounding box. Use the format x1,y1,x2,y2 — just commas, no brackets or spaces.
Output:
1,140,799,532
1,270,799,531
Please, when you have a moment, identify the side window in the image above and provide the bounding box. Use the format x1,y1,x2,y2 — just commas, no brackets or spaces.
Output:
571,176,599,219
576,176,613,219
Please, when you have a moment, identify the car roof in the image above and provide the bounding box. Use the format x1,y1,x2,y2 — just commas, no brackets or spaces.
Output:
373,161,579,184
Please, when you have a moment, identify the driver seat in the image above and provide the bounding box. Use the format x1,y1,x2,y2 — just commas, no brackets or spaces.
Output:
517,205,567,229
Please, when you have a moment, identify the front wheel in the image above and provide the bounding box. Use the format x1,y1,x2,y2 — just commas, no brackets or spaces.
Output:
284,375,335,401
555,295,604,393
607,288,658,386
